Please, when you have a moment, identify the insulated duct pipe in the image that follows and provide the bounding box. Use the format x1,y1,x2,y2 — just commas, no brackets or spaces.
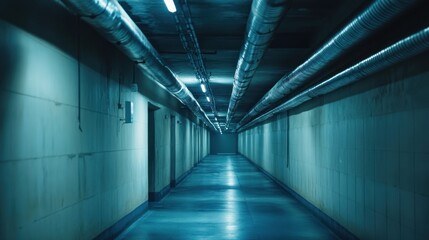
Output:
237,0,419,129
58,0,217,130
239,27,429,131
225,0,289,128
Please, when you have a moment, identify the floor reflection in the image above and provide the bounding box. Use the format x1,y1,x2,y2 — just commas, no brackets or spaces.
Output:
116,155,338,240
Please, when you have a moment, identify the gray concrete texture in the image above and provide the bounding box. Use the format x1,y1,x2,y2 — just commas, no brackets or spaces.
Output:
239,53,429,239
0,19,209,239
152,108,210,192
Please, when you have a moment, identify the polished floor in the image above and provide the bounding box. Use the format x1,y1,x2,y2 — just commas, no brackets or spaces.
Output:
117,155,339,239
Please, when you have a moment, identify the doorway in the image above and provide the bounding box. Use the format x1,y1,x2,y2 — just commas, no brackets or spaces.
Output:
170,115,176,187
148,103,159,201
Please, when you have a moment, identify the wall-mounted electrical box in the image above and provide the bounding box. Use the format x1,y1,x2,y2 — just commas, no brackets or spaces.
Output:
130,83,138,92
124,101,133,123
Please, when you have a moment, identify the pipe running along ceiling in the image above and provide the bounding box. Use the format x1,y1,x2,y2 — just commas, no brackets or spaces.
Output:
58,0,218,131
239,27,429,130
236,0,419,130
225,0,289,129
173,0,221,132
57,0,426,133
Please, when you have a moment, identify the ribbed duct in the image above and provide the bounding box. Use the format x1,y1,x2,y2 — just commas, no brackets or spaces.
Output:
237,0,419,129
225,0,289,128
240,27,429,131
58,0,217,130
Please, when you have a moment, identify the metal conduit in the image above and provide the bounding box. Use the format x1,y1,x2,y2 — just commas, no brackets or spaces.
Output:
226,0,289,128
58,0,217,130
174,0,219,122
237,0,419,130
239,27,429,131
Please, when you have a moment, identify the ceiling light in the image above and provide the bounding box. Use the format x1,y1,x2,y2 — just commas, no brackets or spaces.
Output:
200,83,207,93
163,0,176,13
215,117,218,121
206,96,210,102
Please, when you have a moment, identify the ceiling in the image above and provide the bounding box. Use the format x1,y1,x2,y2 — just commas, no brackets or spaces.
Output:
118,0,372,131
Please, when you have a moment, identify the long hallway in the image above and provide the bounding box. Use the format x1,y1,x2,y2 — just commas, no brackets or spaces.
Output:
2,1,429,239
117,155,338,239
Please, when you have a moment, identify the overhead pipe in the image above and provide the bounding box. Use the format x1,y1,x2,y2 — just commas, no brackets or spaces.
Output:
237,0,419,129
225,0,289,128
239,27,429,131
174,0,219,120
58,0,217,131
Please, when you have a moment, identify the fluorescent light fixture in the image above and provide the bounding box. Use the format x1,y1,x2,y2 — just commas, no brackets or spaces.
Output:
200,83,207,93
163,0,176,13
206,96,210,102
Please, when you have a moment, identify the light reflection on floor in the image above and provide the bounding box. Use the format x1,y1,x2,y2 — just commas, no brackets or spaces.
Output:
116,155,338,240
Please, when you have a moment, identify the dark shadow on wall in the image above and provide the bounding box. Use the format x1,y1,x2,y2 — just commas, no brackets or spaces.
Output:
147,103,159,201
0,22,20,87
170,115,176,187
0,0,186,113
0,21,20,163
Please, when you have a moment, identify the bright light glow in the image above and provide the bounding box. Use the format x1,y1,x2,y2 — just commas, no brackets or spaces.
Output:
210,75,234,85
163,0,176,13
224,188,238,238
215,117,218,121
178,75,198,84
206,96,210,102
200,83,207,93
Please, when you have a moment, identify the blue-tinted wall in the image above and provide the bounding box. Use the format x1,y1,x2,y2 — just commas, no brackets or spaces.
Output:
239,52,429,239
0,1,211,238
211,133,237,154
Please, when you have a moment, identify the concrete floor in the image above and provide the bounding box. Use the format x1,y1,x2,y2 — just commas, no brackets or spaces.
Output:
117,155,339,240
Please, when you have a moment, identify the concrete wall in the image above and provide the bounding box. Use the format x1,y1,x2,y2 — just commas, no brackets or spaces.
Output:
175,115,210,179
239,53,429,240
0,1,211,239
152,107,210,194
0,19,148,239
153,108,171,193
210,133,238,154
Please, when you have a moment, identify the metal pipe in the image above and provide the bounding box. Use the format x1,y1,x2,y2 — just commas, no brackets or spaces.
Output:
174,0,219,121
58,0,217,130
237,0,419,129
239,27,429,131
226,0,289,128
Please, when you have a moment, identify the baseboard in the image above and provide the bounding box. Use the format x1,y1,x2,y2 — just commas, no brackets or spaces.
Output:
149,184,171,202
149,167,195,202
170,180,176,188
243,155,358,240
94,159,204,239
94,201,149,240
175,167,193,186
